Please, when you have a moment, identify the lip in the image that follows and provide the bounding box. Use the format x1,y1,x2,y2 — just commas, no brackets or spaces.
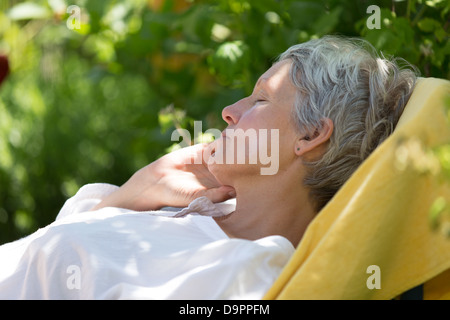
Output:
221,129,232,139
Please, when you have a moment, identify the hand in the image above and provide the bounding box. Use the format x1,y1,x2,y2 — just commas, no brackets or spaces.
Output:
92,143,236,211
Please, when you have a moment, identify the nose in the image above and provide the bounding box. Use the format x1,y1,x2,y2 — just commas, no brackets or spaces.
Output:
221,98,246,126
221,105,236,126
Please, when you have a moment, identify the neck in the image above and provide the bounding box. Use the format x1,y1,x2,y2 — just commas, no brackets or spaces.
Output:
214,169,316,247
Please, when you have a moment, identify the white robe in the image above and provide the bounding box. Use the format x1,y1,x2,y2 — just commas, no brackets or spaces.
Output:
0,183,294,299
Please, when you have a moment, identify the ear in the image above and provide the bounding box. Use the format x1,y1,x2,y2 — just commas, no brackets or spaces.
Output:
294,118,334,157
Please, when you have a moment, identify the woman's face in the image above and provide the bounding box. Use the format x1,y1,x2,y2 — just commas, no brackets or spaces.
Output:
208,59,301,185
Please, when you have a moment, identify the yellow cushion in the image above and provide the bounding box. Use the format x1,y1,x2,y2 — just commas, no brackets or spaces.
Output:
264,77,450,300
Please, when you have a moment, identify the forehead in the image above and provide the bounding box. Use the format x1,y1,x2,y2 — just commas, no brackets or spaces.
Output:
255,60,294,97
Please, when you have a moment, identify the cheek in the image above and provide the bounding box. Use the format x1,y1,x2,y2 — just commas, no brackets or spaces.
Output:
212,129,280,166
231,109,293,159
207,106,296,179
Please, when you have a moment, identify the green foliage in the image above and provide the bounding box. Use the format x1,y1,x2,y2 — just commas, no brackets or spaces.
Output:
429,94,450,237
0,0,449,243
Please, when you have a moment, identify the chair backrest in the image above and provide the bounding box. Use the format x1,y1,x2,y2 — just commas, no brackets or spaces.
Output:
265,77,450,300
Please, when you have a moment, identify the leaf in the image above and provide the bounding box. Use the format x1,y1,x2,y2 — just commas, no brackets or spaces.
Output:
417,17,439,32
207,40,250,86
47,0,66,14
312,6,343,36
434,26,448,42
435,144,450,179
429,196,448,230
286,1,324,30
7,2,52,20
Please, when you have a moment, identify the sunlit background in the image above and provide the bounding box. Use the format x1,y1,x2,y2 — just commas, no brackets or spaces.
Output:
0,0,448,243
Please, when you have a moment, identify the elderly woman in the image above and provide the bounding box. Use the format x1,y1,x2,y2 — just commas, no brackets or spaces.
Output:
0,36,417,299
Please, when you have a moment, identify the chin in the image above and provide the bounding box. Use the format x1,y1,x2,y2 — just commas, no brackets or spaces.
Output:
207,157,233,186
206,137,262,184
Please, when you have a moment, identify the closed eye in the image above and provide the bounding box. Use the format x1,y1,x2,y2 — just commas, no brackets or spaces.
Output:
254,99,266,105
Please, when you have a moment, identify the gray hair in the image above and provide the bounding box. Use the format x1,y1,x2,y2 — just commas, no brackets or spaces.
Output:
278,36,418,212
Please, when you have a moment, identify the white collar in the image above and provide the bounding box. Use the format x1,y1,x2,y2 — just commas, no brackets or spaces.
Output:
161,197,236,218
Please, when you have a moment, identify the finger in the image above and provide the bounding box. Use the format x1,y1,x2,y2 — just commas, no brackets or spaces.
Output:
202,185,236,203
201,143,213,165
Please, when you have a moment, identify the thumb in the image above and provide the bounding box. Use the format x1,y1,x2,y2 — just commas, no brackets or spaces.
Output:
203,185,236,203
